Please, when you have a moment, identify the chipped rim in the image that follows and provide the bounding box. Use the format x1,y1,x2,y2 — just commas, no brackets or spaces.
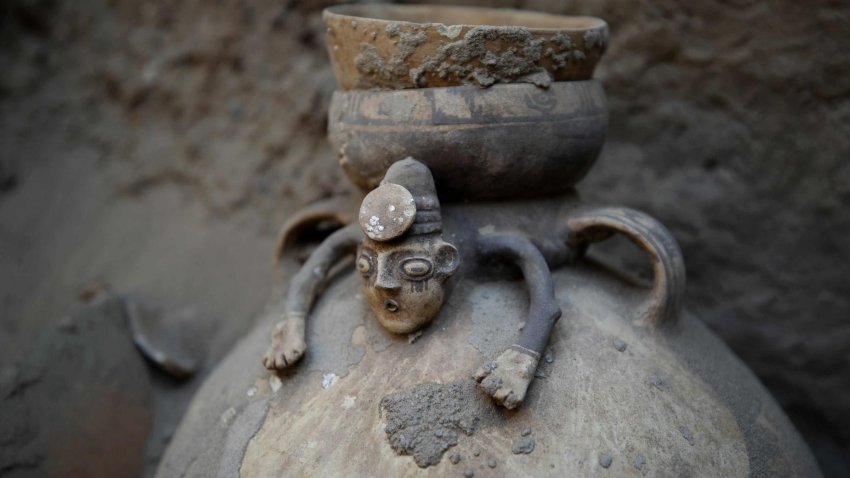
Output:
323,4,607,33
323,4,609,90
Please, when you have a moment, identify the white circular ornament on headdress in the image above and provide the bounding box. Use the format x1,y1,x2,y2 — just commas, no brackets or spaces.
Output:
358,183,417,241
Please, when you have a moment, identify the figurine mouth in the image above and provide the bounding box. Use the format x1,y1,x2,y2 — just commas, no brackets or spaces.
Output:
384,299,399,313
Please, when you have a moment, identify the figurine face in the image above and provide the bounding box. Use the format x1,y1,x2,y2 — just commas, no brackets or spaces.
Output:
357,235,459,334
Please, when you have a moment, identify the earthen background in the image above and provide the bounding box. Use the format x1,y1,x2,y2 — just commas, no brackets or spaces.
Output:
1,0,848,476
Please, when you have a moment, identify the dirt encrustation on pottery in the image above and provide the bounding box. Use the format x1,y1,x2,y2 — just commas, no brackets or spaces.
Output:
379,380,502,467
324,5,608,90
422,25,609,89
354,24,603,89
354,27,428,88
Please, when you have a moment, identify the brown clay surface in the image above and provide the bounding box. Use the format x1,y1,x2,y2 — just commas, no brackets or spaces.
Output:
324,4,608,89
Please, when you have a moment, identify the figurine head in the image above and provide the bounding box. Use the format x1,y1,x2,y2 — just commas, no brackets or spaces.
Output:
357,158,459,334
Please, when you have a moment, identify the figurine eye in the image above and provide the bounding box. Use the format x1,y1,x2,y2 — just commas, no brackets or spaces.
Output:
357,255,373,275
401,258,432,279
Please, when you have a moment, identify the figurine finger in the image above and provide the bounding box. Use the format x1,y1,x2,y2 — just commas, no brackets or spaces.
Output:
479,375,504,395
262,349,279,370
493,387,514,404
285,349,303,364
274,354,289,369
502,394,521,410
473,361,497,382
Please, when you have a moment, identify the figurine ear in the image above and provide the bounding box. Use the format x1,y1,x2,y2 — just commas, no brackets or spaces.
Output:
435,242,459,277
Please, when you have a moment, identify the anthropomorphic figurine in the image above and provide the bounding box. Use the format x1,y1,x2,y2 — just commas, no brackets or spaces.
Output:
263,158,684,409
354,160,461,335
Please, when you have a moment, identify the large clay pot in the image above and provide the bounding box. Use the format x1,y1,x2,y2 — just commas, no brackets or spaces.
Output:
156,5,821,477
156,229,820,477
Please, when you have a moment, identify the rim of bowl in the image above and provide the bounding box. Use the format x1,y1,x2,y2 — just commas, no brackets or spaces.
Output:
323,4,607,33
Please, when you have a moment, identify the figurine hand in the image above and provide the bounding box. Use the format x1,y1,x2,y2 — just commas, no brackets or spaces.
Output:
473,348,539,409
262,316,307,371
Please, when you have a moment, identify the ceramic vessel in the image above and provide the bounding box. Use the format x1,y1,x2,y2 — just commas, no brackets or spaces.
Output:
329,81,607,200
156,217,821,476
156,5,821,478
324,4,608,90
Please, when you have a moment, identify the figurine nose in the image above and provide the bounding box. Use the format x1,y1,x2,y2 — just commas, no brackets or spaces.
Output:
374,270,402,292
374,254,402,292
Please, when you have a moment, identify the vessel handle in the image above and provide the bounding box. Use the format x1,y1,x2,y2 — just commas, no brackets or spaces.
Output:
274,197,354,267
567,207,686,328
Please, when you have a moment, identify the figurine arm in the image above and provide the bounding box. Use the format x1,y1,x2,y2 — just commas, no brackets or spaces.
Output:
263,224,361,371
284,223,361,317
473,233,562,409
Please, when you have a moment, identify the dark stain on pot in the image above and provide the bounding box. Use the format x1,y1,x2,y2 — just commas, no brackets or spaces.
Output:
511,435,535,454
613,338,627,352
680,425,695,446
379,380,502,467
649,372,668,391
